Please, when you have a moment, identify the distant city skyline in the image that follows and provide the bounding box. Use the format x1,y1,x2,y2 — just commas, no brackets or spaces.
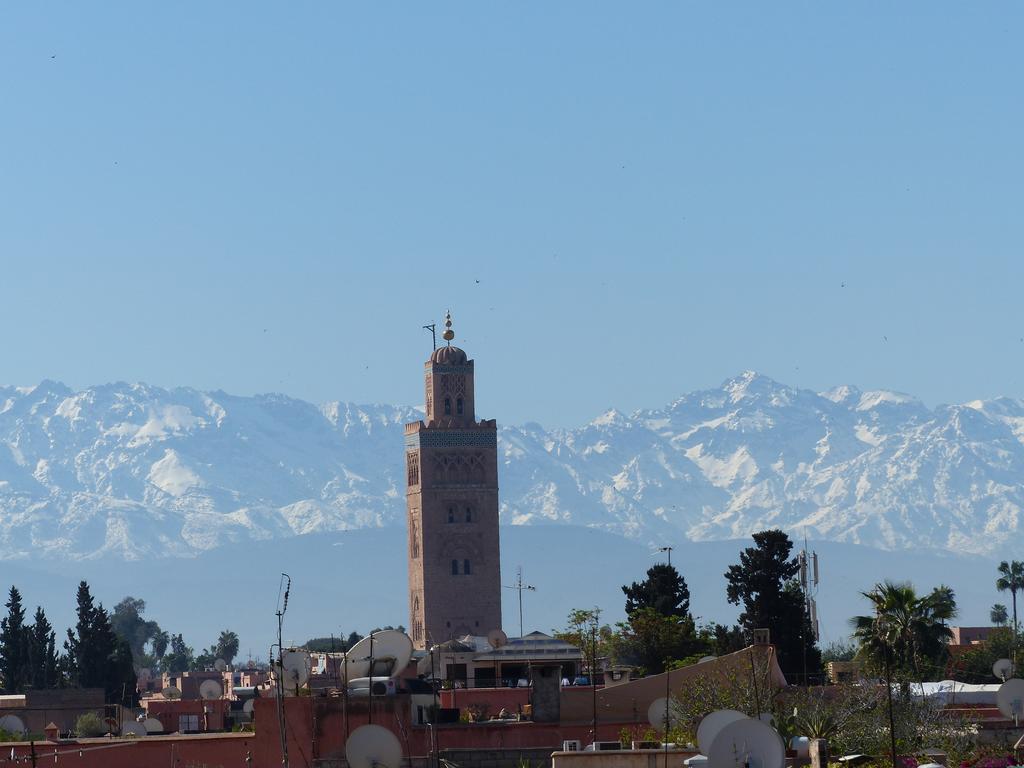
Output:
2,4,1022,428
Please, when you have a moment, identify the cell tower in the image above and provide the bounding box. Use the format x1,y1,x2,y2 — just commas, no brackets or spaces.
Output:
798,538,820,642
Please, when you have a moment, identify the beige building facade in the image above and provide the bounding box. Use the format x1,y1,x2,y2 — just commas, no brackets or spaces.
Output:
406,315,502,648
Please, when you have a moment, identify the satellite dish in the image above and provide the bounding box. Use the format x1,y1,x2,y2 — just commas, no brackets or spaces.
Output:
162,685,181,700
214,658,228,672
344,631,413,681
696,709,747,755
281,650,312,691
698,656,717,664
143,718,163,734
707,718,785,768
0,715,26,735
993,658,1015,681
647,697,669,728
121,722,146,738
488,628,508,649
996,678,1024,719
345,724,403,768
199,679,223,700
243,699,255,715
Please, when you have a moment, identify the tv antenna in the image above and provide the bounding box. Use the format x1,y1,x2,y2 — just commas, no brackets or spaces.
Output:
503,566,536,637
273,573,292,768
798,535,820,685
422,323,437,350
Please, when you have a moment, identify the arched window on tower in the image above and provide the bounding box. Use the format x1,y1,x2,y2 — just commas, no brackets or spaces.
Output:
456,397,463,415
463,559,471,575
451,559,459,576
444,397,452,415
447,506,455,523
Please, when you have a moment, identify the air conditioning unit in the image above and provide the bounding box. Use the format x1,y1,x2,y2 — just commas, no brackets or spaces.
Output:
562,741,582,752
594,742,622,751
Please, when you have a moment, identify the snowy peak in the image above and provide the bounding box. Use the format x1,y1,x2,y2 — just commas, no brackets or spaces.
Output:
1,376,1024,560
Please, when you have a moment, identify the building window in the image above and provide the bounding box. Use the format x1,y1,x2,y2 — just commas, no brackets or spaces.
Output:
407,452,419,486
456,397,464,415
451,559,459,575
444,397,451,415
465,507,472,522
463,559,471,575
447,506,455,523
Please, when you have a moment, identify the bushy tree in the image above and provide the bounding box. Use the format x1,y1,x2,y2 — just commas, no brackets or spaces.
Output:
303,633,362,653
554,608,612,679
161,633,194,673
110,597,161,663
622,564,691,618
611,608,706,674
724,529,822,679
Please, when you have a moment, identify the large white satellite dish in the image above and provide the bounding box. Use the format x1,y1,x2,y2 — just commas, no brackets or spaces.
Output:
345,724,403,768
698,656,717,664
121,722,146,738
993,658,1015,681
281,650,312,691
0,715,26,735
344,631,413,680
143,718,163,734
162,685,181,700
647,698,669,728
214,658,228,672
997,678,1024,719
200,679,223,700
707,718,785,768
697,709,747,755
487,628,508,649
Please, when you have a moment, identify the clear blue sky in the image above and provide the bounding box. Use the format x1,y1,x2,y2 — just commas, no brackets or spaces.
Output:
2,3,1022,428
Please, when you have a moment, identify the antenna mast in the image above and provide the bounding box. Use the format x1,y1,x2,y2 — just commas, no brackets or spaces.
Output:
503,566,536,638
798,538,820,686
274,573,292,768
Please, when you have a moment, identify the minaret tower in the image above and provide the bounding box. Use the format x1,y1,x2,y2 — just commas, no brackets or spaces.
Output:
405,312,502,648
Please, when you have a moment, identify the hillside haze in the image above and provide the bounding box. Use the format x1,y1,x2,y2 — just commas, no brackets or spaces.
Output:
1,372,1021,560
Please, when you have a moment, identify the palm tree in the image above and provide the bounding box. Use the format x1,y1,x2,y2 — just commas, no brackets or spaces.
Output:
996,561,1024,641
850,581,955,680
991,604,1009,626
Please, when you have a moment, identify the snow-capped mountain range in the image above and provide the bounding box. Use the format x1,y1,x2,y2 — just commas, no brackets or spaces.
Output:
2,372,1022,561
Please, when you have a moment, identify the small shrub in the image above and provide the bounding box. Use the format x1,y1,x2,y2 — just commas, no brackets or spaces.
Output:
75,712,107,738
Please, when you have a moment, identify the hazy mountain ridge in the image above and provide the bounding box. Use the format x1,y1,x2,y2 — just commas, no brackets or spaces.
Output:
1,372,1021,560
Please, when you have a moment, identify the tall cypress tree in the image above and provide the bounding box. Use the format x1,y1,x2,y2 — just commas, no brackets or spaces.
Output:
28,606,59,689
0,586,30,692
64,581,97,688
63,583,136,701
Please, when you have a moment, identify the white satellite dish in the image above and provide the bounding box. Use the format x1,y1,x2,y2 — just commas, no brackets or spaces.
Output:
0,715,26,735
162,685,181,700
707,718,785,768
143,718,163,734
647,697,669,728
993,658,1015,681
698,655,717,664
696,709,747,755
345,724,403,768
200,679,223,700
996,678,1024,719
121,722,146,738
214,658,228,672
243,699,255,715
281,650,312,691
344,631,413,681
487,628,508,649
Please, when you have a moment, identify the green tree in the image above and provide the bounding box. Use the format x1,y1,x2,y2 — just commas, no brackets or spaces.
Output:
63,582,136,702
702,623,747,657
162,633,194,673
303,634,362,653
27,606,59,689
214,630,240,665
0,587,30,692
991,603,1009,626
724,529,822,679
850,580,955,679
612,607,706,674
151,630,170,662
622,564,691,618
996,561,1024,641
110,597,161,663
554,608,611,680
821,638,857,663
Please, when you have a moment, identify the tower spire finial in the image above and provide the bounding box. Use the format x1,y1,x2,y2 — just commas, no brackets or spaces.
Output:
442,310,454,346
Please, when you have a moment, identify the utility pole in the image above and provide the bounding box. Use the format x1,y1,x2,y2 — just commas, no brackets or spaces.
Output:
503,566,536,637
656,546,673,568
